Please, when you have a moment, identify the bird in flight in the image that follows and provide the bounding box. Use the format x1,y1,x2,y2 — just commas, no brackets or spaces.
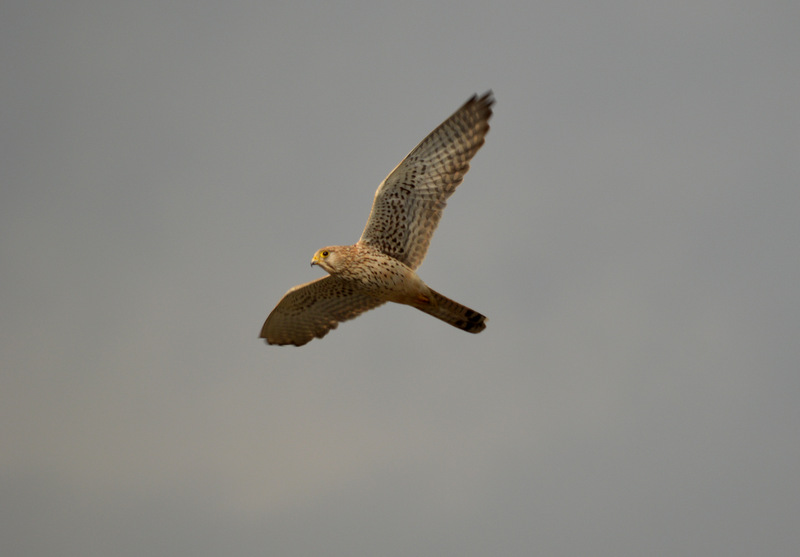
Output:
261,92,494,346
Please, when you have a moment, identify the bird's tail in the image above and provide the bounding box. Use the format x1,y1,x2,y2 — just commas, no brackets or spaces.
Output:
415,288,487,334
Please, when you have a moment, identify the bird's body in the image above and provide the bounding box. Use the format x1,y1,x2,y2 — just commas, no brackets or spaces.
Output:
262,92,494,346
312,244,430,306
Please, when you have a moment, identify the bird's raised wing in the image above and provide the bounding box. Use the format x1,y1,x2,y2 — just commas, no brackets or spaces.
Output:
358,92,493,270
261,276,386,346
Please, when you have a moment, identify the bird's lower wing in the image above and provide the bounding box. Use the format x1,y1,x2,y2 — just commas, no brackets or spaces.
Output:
261,276,386,346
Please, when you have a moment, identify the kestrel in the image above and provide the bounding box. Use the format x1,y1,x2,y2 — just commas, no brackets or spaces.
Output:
261,92,493,346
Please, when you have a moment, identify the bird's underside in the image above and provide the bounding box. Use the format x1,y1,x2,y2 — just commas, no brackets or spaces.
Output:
261,92,493,346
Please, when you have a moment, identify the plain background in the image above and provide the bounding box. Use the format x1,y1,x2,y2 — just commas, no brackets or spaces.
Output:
2,1,799,556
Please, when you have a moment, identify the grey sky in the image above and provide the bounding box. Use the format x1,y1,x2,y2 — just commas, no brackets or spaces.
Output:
2,1,799,556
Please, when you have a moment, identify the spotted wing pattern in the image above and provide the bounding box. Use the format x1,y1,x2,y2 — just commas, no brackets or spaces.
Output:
358,92,493,270
261,276,386,346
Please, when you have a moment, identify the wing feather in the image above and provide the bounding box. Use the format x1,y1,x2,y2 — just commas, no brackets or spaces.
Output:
261,276,385,346
358,92,493,269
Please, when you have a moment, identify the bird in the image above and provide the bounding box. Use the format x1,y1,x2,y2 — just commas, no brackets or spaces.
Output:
261,92,493,346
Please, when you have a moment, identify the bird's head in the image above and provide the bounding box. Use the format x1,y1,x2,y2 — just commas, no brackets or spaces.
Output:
311,246,343,274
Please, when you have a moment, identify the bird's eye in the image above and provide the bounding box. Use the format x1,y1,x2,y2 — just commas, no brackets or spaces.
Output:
321,250,329,257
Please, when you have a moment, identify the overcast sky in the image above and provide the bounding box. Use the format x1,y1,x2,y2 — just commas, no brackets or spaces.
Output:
2,1,799,556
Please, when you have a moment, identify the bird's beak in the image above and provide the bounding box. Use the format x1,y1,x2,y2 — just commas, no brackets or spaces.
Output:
310,254,318,267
